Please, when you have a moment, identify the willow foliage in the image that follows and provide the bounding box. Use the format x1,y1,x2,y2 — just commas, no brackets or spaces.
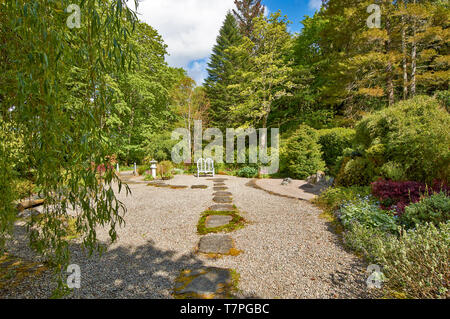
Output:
0,0,138,287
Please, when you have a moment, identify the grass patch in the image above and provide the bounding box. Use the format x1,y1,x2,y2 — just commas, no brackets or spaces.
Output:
197,210,245,235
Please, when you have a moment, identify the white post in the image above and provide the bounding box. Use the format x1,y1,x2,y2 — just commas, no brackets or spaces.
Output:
134,162,137,175
116,163,119,173
150,160,157,179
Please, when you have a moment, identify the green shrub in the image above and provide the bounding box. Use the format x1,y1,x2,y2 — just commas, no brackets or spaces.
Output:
355,96,450,183
339,197,398,233
401,192,450,229
335,157,376,186
315,185,371,213
143,174,154,181
280,125,326,179
435,90,450,112
379,161,407,181
365,143,386,166
344,222,449,299
13,179,36,199
157,161,174,177
173,168,184,175
237,166,258,178
137,165,149,176
318,127,355,168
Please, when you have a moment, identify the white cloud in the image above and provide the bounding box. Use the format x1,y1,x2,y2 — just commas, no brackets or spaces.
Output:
308,0,322,11
131,0,236,85
263,5,269,17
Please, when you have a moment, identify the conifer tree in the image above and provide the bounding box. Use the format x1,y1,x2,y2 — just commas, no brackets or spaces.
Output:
233,0,265,37
205,12,242,128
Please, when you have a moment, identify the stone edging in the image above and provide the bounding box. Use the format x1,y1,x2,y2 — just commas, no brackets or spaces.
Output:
245,179,309,202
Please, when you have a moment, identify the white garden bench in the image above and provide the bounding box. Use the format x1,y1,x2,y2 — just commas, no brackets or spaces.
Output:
197,158,215,177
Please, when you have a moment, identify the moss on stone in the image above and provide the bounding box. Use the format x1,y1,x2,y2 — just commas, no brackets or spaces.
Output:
197,211,245,235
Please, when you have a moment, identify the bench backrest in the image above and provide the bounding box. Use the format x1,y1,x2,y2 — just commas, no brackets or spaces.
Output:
197,158,214,172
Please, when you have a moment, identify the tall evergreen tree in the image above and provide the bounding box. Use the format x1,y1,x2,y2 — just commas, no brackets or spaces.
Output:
233,0,265,37
205,12,242,128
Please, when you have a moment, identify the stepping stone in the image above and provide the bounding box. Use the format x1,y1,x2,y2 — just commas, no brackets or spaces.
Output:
147,183,170,188
213,191,232,196
209,204,235,211
174,267,233,298
213,196,232,203
17,208,41,218
213,187,228,191
191,185,208,189
169,185,188,189
198,234,233,254
205,215,233,228
207,178,228,182
213,182,226,186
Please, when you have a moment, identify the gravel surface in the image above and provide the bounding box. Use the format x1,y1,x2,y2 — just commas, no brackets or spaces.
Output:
3,174,370,298
255,178,323,201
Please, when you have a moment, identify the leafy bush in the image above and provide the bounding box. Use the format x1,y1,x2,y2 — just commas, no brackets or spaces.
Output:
335,156,376,186
280,125,325,179
237,166,258,178
365,143,386,166
379,162,406,181
355,95,450,183
13,179,36,200
401,192,450,229
315,185,371,213
344,222,449,299
157,161,174,178
137,165,149,176
435,90,450,112
318,127,355,169
173,168,184,175
371,179,449,214
339,197,398,233
143,174,154,181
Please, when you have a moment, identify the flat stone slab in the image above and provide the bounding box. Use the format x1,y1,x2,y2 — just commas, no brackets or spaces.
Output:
17,208,41,218
213,196,232,203
198,234,233,254
207,178,228,182
191,185,208,189
213,191,232,196
213,182,226,186
209,204,235,211
213,187,228,191
174,267,233,297
147,182,170,188
169,185,188,189
205,215,233,228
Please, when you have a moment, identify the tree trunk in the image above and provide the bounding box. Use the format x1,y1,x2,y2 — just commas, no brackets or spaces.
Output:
402,16,408,100
411,0,417,96
385,15,395,106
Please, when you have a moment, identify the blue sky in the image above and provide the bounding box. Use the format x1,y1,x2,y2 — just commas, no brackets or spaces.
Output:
134,0,321,85
264,0,321,33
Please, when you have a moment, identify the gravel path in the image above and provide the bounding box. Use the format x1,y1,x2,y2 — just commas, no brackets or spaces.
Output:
3,174,369,298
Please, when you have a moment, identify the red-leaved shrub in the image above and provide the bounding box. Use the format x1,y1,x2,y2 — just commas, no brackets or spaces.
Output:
371,179,449,214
